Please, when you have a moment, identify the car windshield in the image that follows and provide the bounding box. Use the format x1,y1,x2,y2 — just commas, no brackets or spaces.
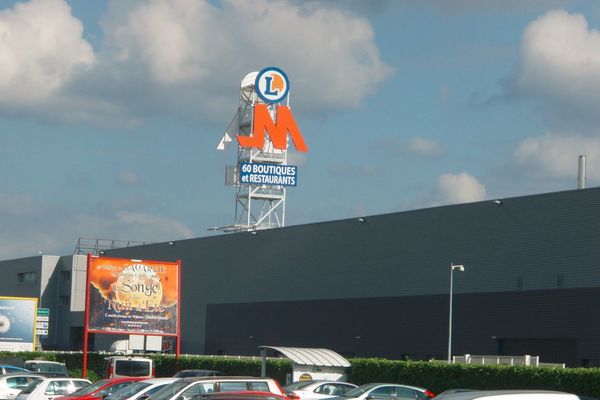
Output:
147,381,191,400
284,382,315,391
20,380,43,395
344,384,379,398
69,380,109,396
105,382,151,400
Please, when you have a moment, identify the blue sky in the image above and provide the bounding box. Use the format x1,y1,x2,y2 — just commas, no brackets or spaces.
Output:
1,0,600,259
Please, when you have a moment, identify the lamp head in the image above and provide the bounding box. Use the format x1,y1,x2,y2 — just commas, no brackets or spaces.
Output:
451,263,465,272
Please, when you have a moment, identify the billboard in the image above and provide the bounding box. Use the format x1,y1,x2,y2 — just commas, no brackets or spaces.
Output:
87,257,179,335
239,162,297,187
0,297,37,351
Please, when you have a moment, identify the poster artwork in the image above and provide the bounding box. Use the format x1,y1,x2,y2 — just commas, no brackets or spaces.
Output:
87,258,179,335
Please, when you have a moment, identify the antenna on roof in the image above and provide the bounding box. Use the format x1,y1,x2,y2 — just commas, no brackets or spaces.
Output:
578,155,586,190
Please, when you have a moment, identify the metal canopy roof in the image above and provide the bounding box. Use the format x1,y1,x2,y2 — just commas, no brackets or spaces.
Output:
259,346,351,367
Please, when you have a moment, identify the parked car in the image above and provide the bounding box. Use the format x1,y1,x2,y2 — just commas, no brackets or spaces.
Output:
24,362,68,378
284,381,357,400
336,383,435,400
103,357,154,379
433,390,582,399
0,368,31,376
148,376,286,400
193,391,290,400
173,371,223,378
0,373,45,400
15,378,91,400
54,378,145,400
105,378,179,400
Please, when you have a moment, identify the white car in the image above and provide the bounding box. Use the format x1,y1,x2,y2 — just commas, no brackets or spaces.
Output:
105,378,179,400
0,373,44,400
284,381,357,400
434,390,582,400
15,378,91,400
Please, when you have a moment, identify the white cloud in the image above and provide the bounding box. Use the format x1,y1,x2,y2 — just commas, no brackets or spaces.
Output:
0,192,196,259
97,0,392,117
116,211,195,239
0,193,35,216
0,0,389,124
328,162,379,177
0,0,393,124
0,0,94,106
433,172,487,205
514,10,600,126
514,133,600,181
407,137,445,157
118,171,141,186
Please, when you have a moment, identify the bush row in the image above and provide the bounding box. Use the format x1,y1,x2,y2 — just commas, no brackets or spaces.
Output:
347,358,600,398
3,352,600,398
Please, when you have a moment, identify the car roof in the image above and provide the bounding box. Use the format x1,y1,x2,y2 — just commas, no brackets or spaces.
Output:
44,378,89,382
194,391,287,399
26,361,65,365
178,370,220,373
140,378,179,384
435,390,579,399
180,377,272,382
0,373,45,378
362,383,428,392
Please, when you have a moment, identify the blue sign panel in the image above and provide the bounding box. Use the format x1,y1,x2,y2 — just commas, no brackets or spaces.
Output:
239,162,297,187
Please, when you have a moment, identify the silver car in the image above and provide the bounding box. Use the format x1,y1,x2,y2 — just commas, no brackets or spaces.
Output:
338,383,434,400
15,378,91,400
0,374,44,400
434,390,583,400
284,381,357,400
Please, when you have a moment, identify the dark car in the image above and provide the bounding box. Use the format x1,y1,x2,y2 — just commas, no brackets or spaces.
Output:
173,370,223,378
24,361,69,377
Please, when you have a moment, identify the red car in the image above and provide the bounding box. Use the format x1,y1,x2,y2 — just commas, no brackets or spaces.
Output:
55,378,146,400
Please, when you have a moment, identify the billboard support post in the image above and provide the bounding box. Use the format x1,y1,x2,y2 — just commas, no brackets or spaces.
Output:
82,253,92,378
176,259,181,360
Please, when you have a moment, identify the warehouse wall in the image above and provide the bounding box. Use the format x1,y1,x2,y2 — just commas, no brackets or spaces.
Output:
27,187,600,361
204,286,600,367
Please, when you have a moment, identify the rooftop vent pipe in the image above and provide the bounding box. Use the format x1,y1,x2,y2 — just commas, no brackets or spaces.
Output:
578,155,586,189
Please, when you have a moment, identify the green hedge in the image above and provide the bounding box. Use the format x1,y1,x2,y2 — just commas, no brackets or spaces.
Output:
347,358,600,398
4,353,600,398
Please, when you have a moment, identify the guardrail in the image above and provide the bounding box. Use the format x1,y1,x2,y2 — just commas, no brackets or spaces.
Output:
452,354,565,368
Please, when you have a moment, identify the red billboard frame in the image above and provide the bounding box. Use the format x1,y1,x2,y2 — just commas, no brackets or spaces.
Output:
82,254,181,378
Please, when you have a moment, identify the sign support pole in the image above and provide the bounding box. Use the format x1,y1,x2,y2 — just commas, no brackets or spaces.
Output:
176,259,181,360
82,253,92,378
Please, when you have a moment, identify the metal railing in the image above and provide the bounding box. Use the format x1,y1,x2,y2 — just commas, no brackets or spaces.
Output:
73,238,153,256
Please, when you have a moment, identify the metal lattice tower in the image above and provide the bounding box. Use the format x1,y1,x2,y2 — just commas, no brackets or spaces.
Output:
215,72,290,232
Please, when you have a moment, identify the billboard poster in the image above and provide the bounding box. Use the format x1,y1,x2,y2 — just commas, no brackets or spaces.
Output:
0,297,37,351
87,257,179,335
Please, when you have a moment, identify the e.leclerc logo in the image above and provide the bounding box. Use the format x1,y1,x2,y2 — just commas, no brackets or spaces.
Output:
255,67,290,104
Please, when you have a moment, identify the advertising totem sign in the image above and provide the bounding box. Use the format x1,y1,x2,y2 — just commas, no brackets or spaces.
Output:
83,255,180,377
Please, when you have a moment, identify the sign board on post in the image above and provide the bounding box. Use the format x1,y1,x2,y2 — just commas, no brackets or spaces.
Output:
36,308,49,336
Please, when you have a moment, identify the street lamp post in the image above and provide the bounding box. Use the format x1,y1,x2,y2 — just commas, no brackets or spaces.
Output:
448,262,465,363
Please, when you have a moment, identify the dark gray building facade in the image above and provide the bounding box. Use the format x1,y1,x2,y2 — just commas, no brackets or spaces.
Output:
1,187,599,367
